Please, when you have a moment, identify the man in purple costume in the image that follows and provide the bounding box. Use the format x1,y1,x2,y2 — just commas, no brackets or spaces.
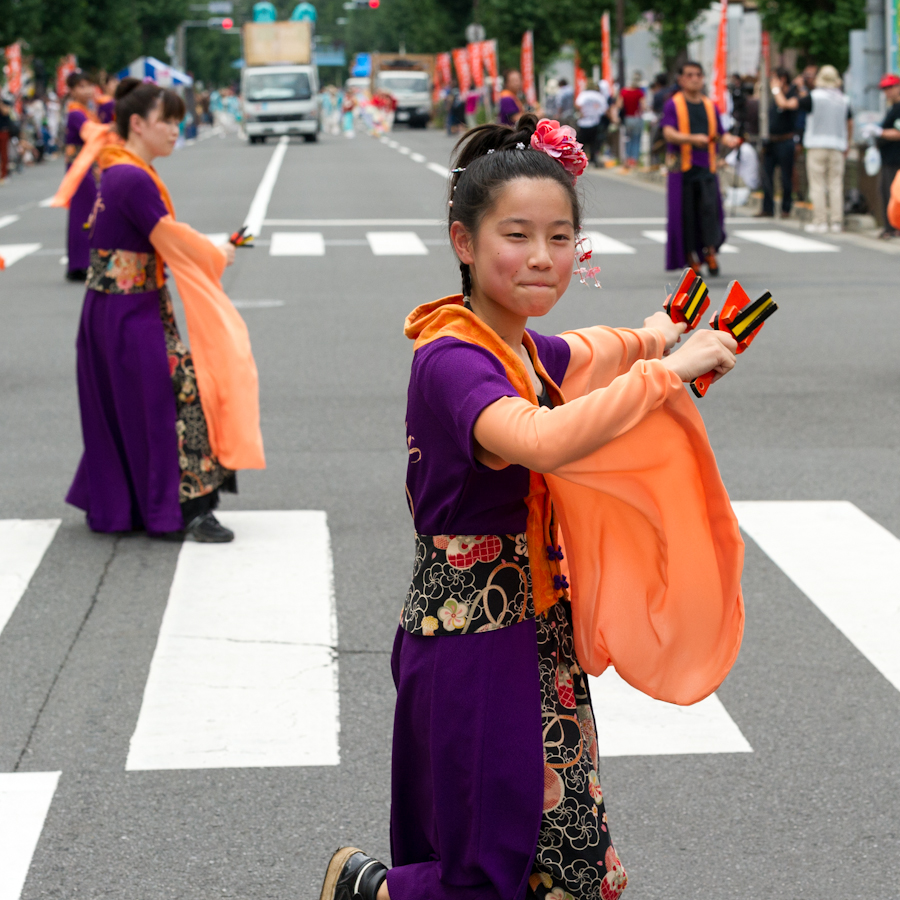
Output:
63,71,99,282
660,61,739,275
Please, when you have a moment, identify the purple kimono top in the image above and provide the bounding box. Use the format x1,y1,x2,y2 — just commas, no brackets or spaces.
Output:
65,108,88,149
660,95,724,170
90,164,169,258
405,332,570,536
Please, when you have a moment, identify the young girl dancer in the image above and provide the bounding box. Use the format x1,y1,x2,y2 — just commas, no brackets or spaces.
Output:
320,115,741,900
67,77,264,541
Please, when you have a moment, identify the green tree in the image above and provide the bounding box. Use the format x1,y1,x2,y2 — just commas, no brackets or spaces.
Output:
759,0,864,72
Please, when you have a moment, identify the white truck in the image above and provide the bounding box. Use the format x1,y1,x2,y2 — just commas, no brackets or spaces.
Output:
371,54,434,128
241,22,319,143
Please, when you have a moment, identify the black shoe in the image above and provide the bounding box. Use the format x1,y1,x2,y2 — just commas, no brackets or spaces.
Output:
704,247,719,276
184,511,234,543
65,268,87,282
320,848,388,900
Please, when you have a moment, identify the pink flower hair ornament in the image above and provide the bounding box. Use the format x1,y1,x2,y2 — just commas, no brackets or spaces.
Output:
530,118,589,183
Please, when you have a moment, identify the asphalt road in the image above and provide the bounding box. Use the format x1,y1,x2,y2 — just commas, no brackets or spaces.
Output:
1,125,898,900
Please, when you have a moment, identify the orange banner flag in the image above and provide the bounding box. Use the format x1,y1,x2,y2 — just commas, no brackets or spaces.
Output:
601,12,612,86
711,0,729,113
521,30,537,106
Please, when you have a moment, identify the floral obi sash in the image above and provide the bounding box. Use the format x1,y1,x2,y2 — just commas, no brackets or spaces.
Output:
401,533,536,636
87,248,162,293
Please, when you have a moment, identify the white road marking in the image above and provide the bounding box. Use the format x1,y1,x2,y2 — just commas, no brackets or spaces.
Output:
366,231,429,256
0,771,61,900
734,230,839,252
427,162,450,178
232,299,285,308
0,520,60,638
589,669,752,756
242,135,289,238
409,152,427,163
264,218,443,226
642,230,737,252
387,140,399,149
58,256,68,265
203,233,228,245
733,501,900,694
38,197,55,208
0,244,42,267
269,232,326,256
0,215,19,230
379,136,390,144
585,217,666,225
585,231,636,255
398,146,411,155
127,511,339,770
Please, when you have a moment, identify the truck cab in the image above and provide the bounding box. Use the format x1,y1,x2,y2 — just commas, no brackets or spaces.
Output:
242,64,320,143
374,68,431,128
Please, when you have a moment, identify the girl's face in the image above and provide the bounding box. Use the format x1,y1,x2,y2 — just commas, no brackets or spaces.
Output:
452,177,576,321
129,103,180,159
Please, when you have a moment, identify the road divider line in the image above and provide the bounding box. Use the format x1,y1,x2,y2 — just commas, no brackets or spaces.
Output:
733,501,900,694
366,232,429,256
427,162,450,178
589,669,752,756
270,232,326,256
0,520,60,638
0,771,61,900
126,510,339,770
734,229,839,252
409,152,426,163
38,197,55,208
242,136,289,239
0,244,42,268
0,215,19,230
585,231,636,255
264,218,443,226
398,146,411,155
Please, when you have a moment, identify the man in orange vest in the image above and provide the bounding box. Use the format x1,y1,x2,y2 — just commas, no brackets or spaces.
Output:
660,60,740,274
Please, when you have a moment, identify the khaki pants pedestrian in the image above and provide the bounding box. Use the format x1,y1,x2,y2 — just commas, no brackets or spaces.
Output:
805,147,845,227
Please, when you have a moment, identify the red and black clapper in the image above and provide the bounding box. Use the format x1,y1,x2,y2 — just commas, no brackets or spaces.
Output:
229,225,254,248
663,267,710,331
690,280,778,398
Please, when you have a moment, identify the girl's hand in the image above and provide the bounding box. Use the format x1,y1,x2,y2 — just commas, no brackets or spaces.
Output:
661,329,738,383
643,310,686,354
220,242,236,267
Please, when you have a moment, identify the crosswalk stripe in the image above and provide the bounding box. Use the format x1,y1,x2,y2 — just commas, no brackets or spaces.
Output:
0,244,42,268
270,232,326,256
0,215,19,230
642,230,737,252
733,501,900,694
0,520,60,637
126,511,340,770
0,771,61,900
585,231,636,255
589,669,752,757
203,233,228,245
733,230,838,252
366,231,429,256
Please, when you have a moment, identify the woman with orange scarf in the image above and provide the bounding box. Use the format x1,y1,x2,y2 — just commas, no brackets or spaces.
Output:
63,70,99,281
66,78,264,541
320,117,744,900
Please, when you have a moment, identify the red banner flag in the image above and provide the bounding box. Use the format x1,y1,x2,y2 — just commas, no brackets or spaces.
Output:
521,30,537,106
601,12,612,86
575,51,587,98
481,39,499,104
452,47,472,94
437,52,452,89
56,54,77,98
468,42,484,89
711,0,728,113
4,43,22,112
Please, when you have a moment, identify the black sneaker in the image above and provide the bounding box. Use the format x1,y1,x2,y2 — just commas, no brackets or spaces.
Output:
184,512,234,543
65,269,88,282
319,848,388,900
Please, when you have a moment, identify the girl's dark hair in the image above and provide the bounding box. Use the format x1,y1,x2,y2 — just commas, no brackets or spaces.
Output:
449,113,582,297
66,70,92,90
114,77,186,139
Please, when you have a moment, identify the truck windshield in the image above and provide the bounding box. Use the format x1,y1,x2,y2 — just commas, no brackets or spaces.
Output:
245,72,311,101
376,74,429,93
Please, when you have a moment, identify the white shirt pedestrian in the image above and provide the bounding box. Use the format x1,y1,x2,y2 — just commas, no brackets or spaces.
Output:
575,90,607,129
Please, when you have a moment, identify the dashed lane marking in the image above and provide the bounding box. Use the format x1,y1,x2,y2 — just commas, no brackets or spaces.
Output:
269,232,326,256
733,501,900,694
409,152,427,163
127,511,340,770
0,772,61,900
0,519,60,637
0,244,42,267
0,215,20,230
585,231,636,255
366,231,429,255
427,162,450,178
